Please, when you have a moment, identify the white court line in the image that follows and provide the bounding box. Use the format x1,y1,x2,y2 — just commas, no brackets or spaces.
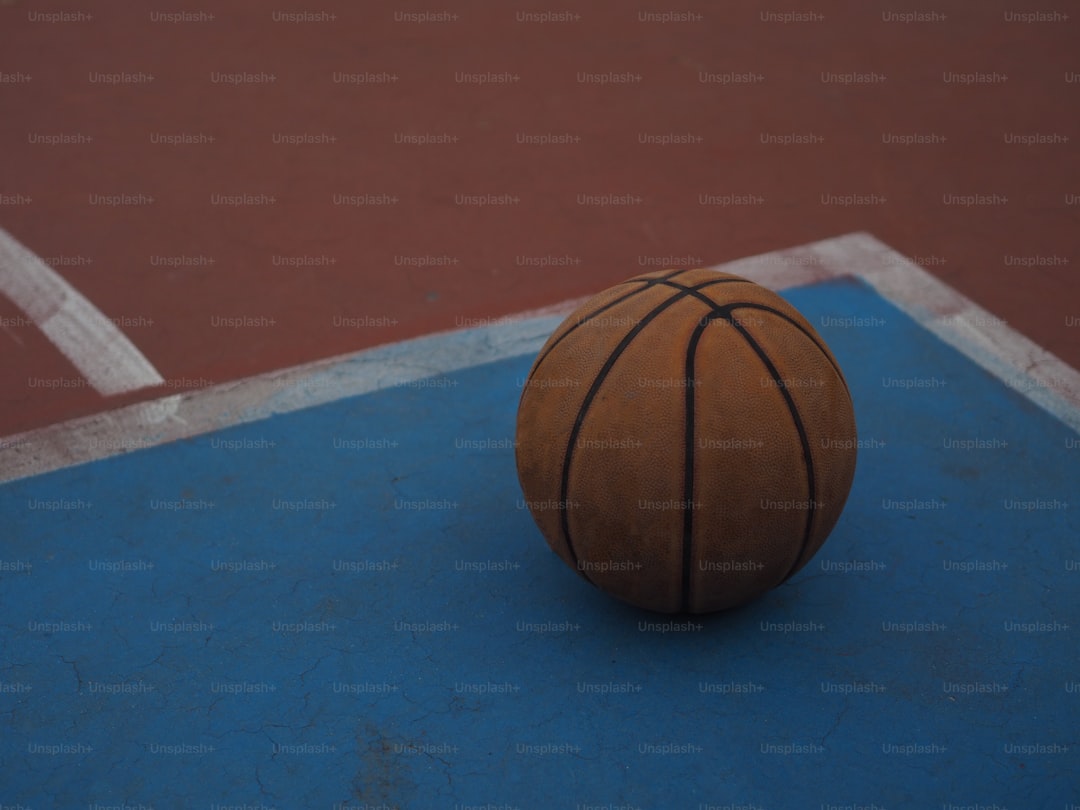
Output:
801,233,1080,435
0,227,164,396
1,232,1077,484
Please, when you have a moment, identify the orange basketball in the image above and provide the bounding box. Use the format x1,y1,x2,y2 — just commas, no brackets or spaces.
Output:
515,268,858,614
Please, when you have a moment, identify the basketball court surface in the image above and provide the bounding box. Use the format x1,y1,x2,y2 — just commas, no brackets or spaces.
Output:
2,3,1078,808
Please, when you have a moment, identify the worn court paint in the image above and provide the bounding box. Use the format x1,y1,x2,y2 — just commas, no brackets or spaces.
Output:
1,278,1077,808
0,310,566,484
2,233,1077,485
809,233,1080,434
0,228,164,396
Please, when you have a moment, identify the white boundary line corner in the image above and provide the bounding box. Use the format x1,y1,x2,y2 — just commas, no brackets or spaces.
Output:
1,232,1077,484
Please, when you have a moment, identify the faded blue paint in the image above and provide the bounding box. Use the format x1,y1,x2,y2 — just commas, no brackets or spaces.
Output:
1,278,1077,808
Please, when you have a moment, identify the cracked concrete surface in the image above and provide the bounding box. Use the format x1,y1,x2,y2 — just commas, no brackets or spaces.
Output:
1,280,1078,807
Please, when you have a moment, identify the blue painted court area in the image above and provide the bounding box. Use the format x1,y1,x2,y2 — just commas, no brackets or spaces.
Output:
2,277,1078,809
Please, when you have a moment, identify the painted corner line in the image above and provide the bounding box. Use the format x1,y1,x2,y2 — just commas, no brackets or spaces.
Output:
2,231,1078,485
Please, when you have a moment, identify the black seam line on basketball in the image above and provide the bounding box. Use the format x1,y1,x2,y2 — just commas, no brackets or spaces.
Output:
681,316,715,614
534,276,753,378
558,280,743,579
527,270,686,380
681,306,760,612
650,279,779,315
623,267,696,286
726,318,818,587
725,303,851,397
530,272,752,377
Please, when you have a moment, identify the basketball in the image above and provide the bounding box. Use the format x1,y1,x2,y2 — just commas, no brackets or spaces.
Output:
515,268,858,614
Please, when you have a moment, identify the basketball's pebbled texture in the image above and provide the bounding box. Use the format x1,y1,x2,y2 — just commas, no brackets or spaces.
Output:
515,268,858,614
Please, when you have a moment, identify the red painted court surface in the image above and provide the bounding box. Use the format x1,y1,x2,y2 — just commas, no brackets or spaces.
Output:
0,1,1078,435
